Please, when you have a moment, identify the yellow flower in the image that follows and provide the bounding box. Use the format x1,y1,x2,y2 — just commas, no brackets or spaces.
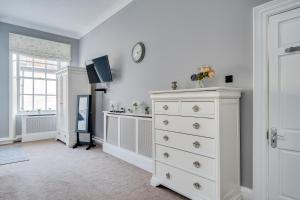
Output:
208,70,215,78
201,66,210,73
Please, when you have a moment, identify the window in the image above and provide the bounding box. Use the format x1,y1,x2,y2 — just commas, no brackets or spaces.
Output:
12,53,69,113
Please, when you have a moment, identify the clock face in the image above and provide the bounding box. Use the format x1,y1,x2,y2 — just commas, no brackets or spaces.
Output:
132,42,145,63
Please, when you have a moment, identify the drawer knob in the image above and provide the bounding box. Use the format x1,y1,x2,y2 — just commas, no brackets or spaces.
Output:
193,122,200,129
163,120,169,125
193,182,201,190
166,172,171,179
193,141,200,148
193,161,201,168
163,105,169,110
192,105,200,112
163,135,169,141
163,152,169,158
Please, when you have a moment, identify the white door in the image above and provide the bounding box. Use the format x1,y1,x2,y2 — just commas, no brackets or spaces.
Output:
268,8,300,200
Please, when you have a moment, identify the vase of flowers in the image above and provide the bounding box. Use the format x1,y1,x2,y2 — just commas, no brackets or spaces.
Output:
191,65,215,88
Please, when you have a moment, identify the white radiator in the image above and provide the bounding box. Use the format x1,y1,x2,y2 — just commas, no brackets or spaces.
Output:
21,114,57,142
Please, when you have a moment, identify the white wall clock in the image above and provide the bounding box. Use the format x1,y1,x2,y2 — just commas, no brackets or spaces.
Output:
132,42,145,63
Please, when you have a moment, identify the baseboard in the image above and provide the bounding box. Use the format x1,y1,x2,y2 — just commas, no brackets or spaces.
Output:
241,186,253,200
22,131,56,142
103,143,152,173
93,136,104,144
0,137,14,145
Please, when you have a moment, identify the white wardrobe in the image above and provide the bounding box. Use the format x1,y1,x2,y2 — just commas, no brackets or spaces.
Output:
56,66,90,147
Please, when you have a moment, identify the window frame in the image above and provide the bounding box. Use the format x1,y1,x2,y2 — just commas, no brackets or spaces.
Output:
12,52,68,115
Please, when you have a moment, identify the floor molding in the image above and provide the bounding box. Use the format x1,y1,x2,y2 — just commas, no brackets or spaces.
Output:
241,186,253,200
103,143,152,173
0,137,14,145
93,136,104,144
22,131,56,142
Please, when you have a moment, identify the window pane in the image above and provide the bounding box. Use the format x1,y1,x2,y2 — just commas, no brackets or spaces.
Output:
47,64,57,71
34,58,45,64
47,60,58,65
34,80,45,94
47,96,56,111
34,68,46,78
19,78,24,94
20,66,33,78
20,61,33,68
47,80,56,95
23,68,33,77
13,61,17,75
12,53,17,61
19,59,33,78
19,95,23,111
23,95,33,111
46,71,56,79
34,62,45,69
34,96,45,111
23,79,33,94
20,55,33,62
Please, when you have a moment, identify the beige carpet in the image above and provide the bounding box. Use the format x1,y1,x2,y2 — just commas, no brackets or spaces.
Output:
0,140,187,200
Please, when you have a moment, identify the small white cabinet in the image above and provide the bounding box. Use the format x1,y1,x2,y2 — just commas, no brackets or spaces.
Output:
150,87,242,200
56,67,90,147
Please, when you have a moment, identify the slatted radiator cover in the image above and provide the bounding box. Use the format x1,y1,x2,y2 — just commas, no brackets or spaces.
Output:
25,115,56,133
120,118,136,152
106,114,152,158
19,114,56,134
106,116,119,146
138,120,152,158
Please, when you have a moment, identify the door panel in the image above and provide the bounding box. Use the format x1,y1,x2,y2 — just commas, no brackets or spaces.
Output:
280,54,300,130
279,17,300,47
280,151,300,199
268,8,300,200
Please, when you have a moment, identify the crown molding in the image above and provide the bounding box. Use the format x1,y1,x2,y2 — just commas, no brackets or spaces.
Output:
0,0,134,39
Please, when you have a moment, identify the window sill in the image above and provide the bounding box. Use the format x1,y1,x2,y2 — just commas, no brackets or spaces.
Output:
16,112,56,116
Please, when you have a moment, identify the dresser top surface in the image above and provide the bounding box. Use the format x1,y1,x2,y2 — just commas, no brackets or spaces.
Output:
149,87,242,94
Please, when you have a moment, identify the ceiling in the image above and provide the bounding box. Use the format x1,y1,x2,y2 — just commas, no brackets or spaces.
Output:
0,0,133,39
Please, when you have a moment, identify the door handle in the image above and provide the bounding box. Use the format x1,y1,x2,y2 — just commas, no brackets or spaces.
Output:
277,134,285,140
285,46,300,53
270,127,277,148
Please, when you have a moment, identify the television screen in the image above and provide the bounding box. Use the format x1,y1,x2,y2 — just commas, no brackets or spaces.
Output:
86,63,100,84
92,55,113,82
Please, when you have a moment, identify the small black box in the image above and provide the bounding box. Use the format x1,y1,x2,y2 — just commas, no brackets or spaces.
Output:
225,75,233,83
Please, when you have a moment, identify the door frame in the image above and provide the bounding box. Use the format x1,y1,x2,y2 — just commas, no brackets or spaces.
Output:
253,0,300,199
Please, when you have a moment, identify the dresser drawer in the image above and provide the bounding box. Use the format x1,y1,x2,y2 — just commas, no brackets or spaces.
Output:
181,101,215,117
156,161,216,200
156,145,216,180
155,130,215,158
154,101,179,115
155,115,217,138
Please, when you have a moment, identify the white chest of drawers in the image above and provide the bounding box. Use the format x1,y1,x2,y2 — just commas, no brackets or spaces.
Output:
150,87,242,200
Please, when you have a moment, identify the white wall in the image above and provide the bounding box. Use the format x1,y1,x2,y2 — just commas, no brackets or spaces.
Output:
79,0,270,188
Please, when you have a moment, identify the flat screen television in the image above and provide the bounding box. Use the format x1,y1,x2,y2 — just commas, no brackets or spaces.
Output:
86,55,113,84
86,63,100,84
92,55,113,82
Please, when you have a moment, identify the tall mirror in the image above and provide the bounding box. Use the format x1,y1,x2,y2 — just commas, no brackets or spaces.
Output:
76,95,90,132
